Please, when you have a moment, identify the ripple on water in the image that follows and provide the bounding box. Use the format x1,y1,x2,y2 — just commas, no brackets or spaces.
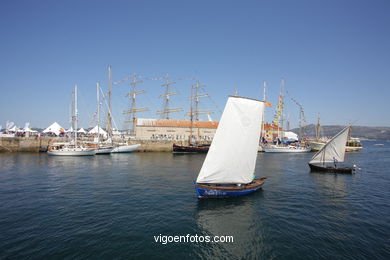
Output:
0,143,390,259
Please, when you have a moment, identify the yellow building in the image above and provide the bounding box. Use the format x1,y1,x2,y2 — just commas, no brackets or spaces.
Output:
135,118,218,141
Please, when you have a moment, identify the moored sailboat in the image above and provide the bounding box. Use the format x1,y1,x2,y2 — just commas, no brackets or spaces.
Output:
194,96,266,198
48,85,95,156
172,81,211,154
94,82,113,154
308,126,356,173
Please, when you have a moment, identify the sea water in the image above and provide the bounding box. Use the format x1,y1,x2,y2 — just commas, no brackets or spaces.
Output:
0,141,389,259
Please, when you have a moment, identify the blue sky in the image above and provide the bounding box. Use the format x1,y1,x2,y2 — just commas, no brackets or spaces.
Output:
1,0,389,130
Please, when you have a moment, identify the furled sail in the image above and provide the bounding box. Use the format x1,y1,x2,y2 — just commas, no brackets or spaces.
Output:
196,96,265,184
310,126,350,165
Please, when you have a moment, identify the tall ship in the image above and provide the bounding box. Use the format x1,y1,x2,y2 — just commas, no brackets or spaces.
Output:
172,80,212,153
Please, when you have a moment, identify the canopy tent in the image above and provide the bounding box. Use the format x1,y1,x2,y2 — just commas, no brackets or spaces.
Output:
23,126,38,133
88,125,107,137
78,128,86,134
66,127,74,133
8,126,18,132
43,122,65,136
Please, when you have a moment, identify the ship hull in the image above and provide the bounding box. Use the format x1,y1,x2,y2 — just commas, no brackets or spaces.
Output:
172,144,209,153
111,144,140,153
308,163,354,174
47,150,95,156
264,146,311,153
195,178,266,198
95,147,113,154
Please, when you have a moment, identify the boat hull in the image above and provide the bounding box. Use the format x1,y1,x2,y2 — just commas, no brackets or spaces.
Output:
195,178,266,198
264,146,311,153
95,147,113,154
47,150,96,156
345,146,363,152
308,163,354,174
111,144,140,153
172,144,209,153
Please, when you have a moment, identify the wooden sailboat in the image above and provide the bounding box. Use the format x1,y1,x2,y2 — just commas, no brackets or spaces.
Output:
48,85,95,156
194,96,266,198
308,126,356,173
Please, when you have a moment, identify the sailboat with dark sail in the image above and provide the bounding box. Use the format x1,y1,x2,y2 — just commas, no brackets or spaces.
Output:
194,96,266,198
308,125,356,173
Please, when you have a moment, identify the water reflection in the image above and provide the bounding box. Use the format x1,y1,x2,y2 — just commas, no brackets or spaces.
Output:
195,195,266,259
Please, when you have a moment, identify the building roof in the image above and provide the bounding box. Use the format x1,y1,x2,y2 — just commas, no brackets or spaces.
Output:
136,118,281,130
137,118,219,128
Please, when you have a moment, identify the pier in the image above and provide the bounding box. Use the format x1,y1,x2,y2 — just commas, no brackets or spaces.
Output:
0,137,210,153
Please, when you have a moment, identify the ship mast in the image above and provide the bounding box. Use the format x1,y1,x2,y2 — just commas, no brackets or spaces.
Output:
261,81,267,140
123,74,148,136
107,66,113,139
273,79,285,141
191,80,212,143
157,77,182,119
74,85,78,147
315,113,321,141
289,92,307,140
189,86,194,144
97,82,100,145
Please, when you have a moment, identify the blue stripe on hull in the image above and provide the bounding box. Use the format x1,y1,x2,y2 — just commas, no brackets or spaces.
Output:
194,183,262,198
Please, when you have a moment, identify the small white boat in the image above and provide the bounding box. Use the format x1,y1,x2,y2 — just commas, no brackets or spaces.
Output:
47,144,95,156
111,143,140,153
264,144,311,153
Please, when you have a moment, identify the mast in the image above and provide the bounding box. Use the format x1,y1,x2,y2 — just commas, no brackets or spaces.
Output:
192,80,210,143
189,86,194,144
157,77,182,119
107,66,113,138
280,79,285,140
74,85,78,146
97,82,100,145
261,81,266,140
316,113,321,141
273,79,285,141
123,74,148,136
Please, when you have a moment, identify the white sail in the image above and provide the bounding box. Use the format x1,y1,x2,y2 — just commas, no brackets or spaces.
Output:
310,126,350,164
197,96,265,184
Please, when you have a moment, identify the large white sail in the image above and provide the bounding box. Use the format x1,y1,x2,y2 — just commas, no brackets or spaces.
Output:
310,126,350,164
196,96,265,184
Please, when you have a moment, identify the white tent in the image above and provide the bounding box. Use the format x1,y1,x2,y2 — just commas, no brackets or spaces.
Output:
43,122,65,136
78,128,86,134
88,125,107,137
23,126,37,133
9,126,18,132
66,127,74,133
